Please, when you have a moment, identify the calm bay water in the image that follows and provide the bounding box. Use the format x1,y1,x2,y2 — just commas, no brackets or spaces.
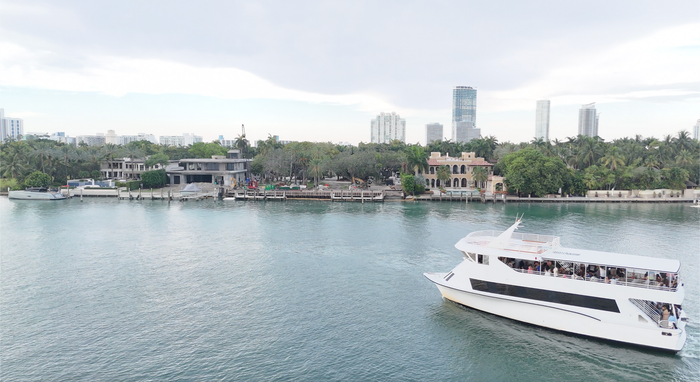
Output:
1,198,698,381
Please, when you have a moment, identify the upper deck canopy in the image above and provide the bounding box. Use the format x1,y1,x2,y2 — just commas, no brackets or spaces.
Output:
455,220,681,273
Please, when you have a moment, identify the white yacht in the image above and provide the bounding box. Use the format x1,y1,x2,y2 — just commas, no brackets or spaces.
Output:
8,187,67,200
424,217,687,352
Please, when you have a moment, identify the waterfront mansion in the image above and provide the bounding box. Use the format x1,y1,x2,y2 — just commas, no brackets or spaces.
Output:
424,152,503,192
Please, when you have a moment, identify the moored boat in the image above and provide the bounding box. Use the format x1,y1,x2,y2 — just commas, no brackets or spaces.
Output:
8,187,67,200
424,217,687,352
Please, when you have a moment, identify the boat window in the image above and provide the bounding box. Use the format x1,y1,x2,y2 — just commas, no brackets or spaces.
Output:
477,254,489,265
470,279,620,313
464,252,477,262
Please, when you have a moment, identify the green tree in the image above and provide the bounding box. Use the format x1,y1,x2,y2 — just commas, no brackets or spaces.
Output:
472,166,488,188
0,152,28,179
31,141,55,173
661,167,689,189
404,146,429,175
141,169,168,188
24,171,52,188
0,178,22,191
500,148,568,197
122,146,144,180
436,165,451,189
400,174,415,195
145,152,170,169
600,147,625,171
188,142,227,158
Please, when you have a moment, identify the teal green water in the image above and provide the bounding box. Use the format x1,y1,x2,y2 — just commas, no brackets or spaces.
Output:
1,198,698,381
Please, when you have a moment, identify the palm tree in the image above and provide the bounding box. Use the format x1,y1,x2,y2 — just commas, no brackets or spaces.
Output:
86,146,105,169
600,147,625,171
675,150,694,168
673,130,695,154
103,143,121,162
55,145,75,182
0,152,27,179
234,134,249,156
122,146,144,180
436,165,451,189
576,136,603,169
405,146,429,175
472,166,488,188
31,141,54,173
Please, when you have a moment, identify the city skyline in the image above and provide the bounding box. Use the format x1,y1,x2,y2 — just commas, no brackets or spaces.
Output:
1,1,698,144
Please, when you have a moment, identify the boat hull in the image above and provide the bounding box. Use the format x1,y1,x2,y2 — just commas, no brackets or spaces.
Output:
8,190,66,200
425,273,686,352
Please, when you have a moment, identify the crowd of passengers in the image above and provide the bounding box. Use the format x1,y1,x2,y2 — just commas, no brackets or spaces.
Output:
497,257,678,289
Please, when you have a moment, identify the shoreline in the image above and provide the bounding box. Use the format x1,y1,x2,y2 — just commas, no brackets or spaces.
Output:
2,192,696,204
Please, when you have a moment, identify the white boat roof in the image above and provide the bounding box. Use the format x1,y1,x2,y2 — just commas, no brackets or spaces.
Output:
455,219,681,273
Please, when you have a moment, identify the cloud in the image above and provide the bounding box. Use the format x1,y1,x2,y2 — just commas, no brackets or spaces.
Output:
480,23,700,112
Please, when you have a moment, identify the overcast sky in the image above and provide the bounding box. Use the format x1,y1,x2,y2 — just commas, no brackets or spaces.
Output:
1,0,698,144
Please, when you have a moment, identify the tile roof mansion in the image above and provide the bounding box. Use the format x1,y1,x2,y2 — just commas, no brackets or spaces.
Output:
423,152,505,193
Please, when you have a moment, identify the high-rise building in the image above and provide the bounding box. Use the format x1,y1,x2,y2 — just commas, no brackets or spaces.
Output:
159,133,203,146
578,103,599,137
105,130,120,145
370,112,406,143
452,86,480,143
1,109,26,141
426,123,443,144
76,133,106,146
694,119,700,141
535,100,550,141
5,118,24,141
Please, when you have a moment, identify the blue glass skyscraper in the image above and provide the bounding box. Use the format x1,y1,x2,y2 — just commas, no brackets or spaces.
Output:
452,86,480,142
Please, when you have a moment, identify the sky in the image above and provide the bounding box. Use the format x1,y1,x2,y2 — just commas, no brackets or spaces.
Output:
1,0,698,145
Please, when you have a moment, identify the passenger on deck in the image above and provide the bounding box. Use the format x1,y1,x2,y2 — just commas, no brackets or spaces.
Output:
553,266,559,277
662,306,670,324
527,266,534,274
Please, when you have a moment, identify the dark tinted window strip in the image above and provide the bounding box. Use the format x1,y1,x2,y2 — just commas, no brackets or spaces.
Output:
470,279,620,313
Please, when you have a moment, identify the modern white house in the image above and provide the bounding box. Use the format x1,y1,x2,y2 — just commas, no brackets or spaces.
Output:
166,150,252,186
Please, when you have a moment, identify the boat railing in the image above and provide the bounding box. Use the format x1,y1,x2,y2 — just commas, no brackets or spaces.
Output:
507,267,678,292
630,298,662,325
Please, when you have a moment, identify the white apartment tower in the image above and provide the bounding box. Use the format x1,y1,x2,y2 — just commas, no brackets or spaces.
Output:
159,133,203,146
371,112,406,144
578,103,599,137
694,119,700,141
535,100,550,141
426,123,443,144
1,109,24,141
